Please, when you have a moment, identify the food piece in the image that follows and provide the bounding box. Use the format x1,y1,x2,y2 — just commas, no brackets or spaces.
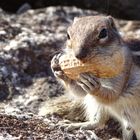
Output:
59,52,124,79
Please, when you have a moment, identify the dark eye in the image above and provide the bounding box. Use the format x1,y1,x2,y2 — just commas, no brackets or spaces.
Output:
98,28,108,39
67,33,70,39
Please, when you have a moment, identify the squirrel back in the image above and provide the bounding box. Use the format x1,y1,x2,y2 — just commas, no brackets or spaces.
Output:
125,38,140,66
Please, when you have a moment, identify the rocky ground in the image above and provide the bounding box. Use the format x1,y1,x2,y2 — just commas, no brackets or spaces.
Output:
0,6,140,140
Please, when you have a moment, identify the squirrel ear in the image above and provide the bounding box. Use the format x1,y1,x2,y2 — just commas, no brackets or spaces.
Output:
73,17,79,24
107,16,117,30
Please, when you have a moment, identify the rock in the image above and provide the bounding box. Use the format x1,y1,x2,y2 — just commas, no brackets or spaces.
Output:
1,0,140,19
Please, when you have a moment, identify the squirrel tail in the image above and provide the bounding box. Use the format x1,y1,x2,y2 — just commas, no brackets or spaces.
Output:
38,94,86,121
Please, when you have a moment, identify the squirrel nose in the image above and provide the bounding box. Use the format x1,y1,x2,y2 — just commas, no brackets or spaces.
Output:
75,51,87,60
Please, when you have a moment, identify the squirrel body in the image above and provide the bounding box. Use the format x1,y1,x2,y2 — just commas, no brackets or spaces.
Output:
49,16,140,140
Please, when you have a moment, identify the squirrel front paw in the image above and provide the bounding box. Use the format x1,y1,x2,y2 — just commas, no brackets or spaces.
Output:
51,53,70,82
77,73,101,94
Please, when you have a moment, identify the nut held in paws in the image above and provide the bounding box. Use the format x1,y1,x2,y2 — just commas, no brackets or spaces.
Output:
59,52,124,80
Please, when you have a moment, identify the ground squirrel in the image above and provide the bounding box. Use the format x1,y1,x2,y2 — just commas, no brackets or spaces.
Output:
43,15,140,140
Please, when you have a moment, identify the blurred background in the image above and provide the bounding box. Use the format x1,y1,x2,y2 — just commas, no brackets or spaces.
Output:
1,0,140,19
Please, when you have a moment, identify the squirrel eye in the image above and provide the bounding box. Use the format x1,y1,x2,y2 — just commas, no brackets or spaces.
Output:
67,33,70,39
98,28,108,39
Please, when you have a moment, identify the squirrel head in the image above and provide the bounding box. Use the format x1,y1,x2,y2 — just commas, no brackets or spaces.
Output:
66,15,123,62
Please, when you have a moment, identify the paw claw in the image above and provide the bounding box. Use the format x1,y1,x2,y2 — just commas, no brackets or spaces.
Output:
80,126,86,130
78,73,100,94
54,70,63,77
58,123,74,132
51,53,69,81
